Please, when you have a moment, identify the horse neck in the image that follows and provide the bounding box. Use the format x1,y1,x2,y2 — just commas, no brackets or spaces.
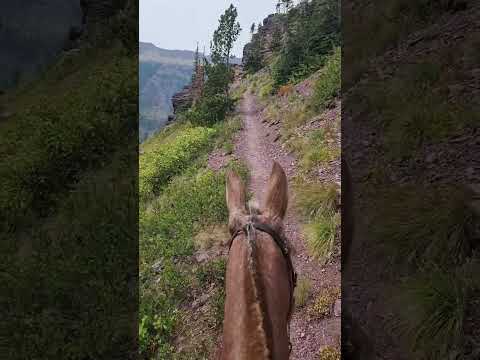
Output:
222,231,290,360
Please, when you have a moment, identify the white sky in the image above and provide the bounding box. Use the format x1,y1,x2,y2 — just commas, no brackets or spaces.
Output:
139,0,280,57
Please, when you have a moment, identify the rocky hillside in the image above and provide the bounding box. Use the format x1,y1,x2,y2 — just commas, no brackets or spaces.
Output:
343,1,480,359
242,13,287,68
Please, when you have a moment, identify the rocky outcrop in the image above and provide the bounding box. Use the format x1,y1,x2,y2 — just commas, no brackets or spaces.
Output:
170,64,205,117
65,0,128,49
171,86,193,114
243,13,287,67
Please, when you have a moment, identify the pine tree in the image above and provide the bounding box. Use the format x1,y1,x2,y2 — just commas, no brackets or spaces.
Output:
192,42,200,82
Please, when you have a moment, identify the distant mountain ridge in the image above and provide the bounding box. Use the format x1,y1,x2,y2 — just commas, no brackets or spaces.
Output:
139,43,194,142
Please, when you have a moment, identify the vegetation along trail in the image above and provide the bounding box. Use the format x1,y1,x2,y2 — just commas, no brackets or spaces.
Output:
233,91,341,359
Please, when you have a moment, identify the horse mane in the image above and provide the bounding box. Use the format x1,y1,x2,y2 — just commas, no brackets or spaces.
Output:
245,229,273,359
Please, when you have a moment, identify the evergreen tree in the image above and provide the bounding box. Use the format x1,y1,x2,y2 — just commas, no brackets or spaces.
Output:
210,4,241,67
192,43,200,82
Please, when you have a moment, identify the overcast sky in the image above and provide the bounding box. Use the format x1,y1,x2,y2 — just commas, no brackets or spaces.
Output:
140,0,280,58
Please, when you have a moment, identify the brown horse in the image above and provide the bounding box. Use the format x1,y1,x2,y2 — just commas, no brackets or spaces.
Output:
221,161,296,360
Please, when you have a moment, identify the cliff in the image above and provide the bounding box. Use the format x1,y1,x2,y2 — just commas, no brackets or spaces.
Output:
242,13,287,70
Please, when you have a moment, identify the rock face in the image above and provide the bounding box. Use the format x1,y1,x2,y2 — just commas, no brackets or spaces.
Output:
171,64,205,115
171,86,193,114
81,0,126,24
76,0,128,44
242,13,287,67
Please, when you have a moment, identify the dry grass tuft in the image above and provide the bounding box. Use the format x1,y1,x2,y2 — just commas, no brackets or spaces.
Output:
310,286,340,318
193,224,230,250
294,277,312,307
318,345,340,360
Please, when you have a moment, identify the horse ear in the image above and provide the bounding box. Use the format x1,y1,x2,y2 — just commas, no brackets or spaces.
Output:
263,161,288,221
226,170,246,218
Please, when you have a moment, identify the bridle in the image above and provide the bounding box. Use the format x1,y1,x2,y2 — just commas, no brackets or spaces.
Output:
228,214,297,354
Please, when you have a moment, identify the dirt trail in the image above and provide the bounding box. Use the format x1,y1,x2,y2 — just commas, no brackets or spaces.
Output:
232,92,341,359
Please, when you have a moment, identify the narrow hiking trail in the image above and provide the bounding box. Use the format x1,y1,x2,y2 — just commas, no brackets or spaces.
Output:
232,92,341,359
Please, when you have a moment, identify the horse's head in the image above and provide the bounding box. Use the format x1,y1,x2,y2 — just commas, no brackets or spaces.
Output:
222,161,295,360
225,161,288,236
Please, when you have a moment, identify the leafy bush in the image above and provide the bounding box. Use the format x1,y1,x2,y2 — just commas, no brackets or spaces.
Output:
139,126,216,200
312,47,341,110
186,94,234,126
243,37,264,74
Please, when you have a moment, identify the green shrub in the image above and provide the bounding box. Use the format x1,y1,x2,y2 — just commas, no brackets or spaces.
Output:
139,126,216,200
186,94,234,126
259,81,274,99
312,47,341,110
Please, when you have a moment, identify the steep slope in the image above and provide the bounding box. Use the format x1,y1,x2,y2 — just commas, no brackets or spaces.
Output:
2,2,138,358
343,2,480,358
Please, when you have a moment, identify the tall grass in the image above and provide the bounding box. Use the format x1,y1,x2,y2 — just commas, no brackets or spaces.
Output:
371,186,473,268
294,182,340,262
394,267,468,359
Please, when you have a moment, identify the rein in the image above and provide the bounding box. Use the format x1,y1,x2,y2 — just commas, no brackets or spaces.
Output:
228,215,297,353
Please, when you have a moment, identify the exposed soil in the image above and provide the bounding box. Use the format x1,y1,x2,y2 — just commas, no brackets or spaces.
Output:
230,92,341,359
